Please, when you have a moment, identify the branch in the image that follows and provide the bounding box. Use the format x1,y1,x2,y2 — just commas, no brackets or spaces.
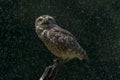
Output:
40,59,62,80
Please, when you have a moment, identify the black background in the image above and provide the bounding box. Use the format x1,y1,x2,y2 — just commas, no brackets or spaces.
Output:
0,0,120,80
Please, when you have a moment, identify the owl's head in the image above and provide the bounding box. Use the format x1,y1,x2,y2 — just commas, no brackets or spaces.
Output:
35,15,56,27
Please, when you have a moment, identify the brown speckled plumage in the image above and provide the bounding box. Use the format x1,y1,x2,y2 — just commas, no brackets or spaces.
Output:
35,15,88,62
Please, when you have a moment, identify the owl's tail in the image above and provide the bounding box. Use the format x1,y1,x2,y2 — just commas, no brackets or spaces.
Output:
77,51,89,62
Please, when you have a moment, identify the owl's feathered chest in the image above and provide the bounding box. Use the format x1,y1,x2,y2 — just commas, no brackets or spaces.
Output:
37,29,62,56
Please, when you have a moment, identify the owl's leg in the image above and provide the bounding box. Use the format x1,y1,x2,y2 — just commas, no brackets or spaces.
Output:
54,57,64,64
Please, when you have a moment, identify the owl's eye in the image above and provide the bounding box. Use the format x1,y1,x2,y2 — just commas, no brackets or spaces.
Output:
38,18,43,21
48,18,53,21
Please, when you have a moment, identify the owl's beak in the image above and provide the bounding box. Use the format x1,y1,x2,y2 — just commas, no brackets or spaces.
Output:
43,20,49,24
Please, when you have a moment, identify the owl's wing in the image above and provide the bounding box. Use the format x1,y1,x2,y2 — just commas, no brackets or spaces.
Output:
48,26,82,52
46,26,88,60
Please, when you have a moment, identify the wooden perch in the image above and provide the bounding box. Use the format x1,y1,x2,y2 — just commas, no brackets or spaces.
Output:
40,59,62,80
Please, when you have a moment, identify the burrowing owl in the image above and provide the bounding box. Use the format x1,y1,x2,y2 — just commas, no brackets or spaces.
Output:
35,15,88,62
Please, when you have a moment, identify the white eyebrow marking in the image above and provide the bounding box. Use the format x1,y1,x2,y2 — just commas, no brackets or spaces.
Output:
40,16,43,18
46,16,49,19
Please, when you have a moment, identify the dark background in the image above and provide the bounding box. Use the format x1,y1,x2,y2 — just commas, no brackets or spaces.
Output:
0,0,120,80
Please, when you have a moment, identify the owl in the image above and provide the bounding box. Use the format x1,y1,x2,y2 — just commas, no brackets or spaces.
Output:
35,15,88,62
